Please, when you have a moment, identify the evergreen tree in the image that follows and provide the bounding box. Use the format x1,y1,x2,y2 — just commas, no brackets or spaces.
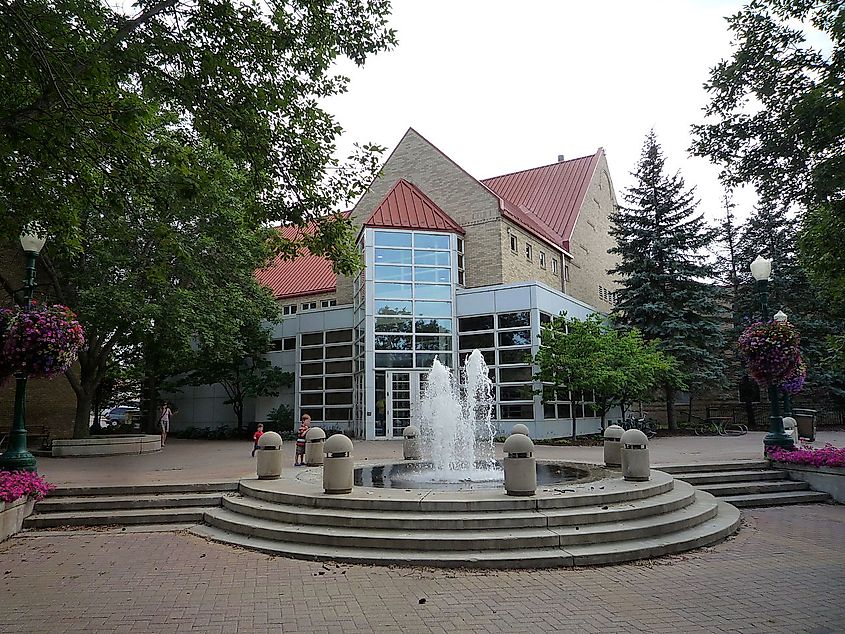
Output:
609,131,725,429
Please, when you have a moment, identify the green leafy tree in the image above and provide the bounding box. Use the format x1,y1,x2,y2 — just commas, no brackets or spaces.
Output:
609,132,725,429
535,313,678,437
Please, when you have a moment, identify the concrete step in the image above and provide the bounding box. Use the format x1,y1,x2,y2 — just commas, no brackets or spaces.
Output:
656,461,769,474
23,507,217,528
698,480,810,497
202,496,718,550
35,492,225,513
189,499,740,569
49,482,238,497
720,491,831,508
673,470,786,485
224,481,699,530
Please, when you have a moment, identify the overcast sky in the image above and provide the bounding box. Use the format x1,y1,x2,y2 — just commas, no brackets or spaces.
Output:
325,0,757,223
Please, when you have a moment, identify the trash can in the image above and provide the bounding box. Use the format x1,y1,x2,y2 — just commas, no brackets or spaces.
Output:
403,425,421,460
603,424,624,467
323,433,354,494
793,408,816,441
304,427,326,466
620,428,650,482
502,433,536,496
511,424,530,436
781,416,799,445
256,431,283,480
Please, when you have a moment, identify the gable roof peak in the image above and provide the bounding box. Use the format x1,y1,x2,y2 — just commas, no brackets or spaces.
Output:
364,178,465,235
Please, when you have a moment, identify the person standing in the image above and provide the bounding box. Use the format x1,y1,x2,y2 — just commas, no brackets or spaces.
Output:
158,402,172,447
252,423,264,457
294,414,310,466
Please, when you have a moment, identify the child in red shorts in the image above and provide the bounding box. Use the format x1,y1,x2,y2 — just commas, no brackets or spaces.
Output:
294,414,310,466
251,423,264,457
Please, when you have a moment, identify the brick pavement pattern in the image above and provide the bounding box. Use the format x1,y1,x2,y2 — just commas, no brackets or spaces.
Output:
1,505,843,633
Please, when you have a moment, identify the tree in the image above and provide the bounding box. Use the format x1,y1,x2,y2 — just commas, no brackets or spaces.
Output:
690,0,843,215
609,132,725,429
535,313,678,438
178,324,293,433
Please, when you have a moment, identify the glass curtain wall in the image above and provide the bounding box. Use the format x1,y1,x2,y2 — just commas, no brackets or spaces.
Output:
298,329,354,428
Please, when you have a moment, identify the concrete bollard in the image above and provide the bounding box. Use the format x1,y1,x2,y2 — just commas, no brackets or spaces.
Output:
782,417,799,446
511,424,530,436
620,429,650,482
403,425,421,460
323,433,354,494
502,433,536,496
256,431,283,480
304,426,326,466
603,425,624,467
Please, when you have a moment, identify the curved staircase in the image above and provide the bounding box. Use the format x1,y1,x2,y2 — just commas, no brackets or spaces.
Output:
190,466,740,568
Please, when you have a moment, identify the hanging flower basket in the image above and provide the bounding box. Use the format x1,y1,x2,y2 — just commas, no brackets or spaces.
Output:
738,320,800,387
1,303,85,379
781,357,807,395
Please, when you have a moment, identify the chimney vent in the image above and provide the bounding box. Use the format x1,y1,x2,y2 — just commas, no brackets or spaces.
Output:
557,154,565,162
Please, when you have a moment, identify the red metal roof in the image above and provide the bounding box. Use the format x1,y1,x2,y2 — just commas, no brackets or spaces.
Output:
364,179,465,235
482,151,602,252
255,223,337,300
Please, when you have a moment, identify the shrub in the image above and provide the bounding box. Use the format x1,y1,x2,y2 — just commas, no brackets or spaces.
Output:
0,470,54,503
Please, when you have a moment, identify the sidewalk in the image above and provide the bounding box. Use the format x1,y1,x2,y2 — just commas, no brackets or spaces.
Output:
35,430,845,486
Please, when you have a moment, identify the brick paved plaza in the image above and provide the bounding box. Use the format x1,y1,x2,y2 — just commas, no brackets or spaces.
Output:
1,434,844,633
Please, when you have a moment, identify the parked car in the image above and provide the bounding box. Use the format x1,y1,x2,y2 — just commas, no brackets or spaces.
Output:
105,405,141,424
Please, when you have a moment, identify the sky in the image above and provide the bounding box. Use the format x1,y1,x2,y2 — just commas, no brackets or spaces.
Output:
324,0,757,223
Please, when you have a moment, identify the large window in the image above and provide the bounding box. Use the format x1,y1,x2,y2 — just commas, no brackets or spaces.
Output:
298,329,354,425
372,230,456,369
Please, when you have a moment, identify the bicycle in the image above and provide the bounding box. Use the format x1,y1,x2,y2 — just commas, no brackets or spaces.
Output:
692,416,748,437
621,415,658,439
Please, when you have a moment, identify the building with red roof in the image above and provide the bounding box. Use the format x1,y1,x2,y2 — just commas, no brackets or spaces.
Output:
177,128,621,440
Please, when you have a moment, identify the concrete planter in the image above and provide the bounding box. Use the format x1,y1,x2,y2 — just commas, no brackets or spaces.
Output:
52,434,161,457
771,461,845,504
0,497,36,542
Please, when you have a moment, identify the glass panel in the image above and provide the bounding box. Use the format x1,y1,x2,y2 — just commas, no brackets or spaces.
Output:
459,315,493,332
414,250,451,266
500,385,533,401
459,332,494,349
325,408,352,421
375,334,413,351
300,377,322,391
301,347,323,361
375,282,412,299
461,349,494,366
376,317,412,333
499,404,534,420
301,332,323,346
414,284,451,300
499,348,531,364
499,366,533,383
375,248,413,264
415,335,452,351
283,337,296,350
414,233,450,250
375,353,414,368
325,360,352,374
539,312,552,325
499,330,532,347
325,330,352,344
326,391,353,405
416,353,452,368
300,408,323,422
558,403,571,419
375,265,413,282
414,301,452,317
498,311,531,328
375,300,412,316
301,362,323,376
301,392,323,406
375,230,412,247
325,376,352,390
375,372,386,437
414,267,450,283
544,403,556,419
415,318,452,333
325,345,352,359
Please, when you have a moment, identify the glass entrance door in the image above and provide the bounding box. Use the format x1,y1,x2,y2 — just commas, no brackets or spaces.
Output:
385,371,423,439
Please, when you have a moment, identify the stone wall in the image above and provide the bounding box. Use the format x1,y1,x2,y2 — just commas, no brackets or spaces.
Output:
500,220,565,292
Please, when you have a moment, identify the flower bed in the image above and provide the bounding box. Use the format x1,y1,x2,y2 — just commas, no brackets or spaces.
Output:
766,444,845,468
0,470,54,503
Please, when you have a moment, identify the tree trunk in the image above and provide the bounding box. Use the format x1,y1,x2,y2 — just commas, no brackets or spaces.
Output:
234,400,244,433
571,409,577,441
72,390,94,439
665,386,677,431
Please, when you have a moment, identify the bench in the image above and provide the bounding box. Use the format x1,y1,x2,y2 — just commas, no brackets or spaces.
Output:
0,425,52,451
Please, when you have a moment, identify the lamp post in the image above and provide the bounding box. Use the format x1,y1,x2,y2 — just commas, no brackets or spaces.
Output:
0,228,47,472
749,256,794,450
773,311,794,417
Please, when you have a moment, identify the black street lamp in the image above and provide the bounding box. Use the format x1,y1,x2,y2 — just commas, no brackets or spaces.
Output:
750,255,794,450
0,228,47,472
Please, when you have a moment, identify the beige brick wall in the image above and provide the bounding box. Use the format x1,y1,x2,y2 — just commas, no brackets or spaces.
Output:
500,221,565,292
566,154,621,310
337,129,504,302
